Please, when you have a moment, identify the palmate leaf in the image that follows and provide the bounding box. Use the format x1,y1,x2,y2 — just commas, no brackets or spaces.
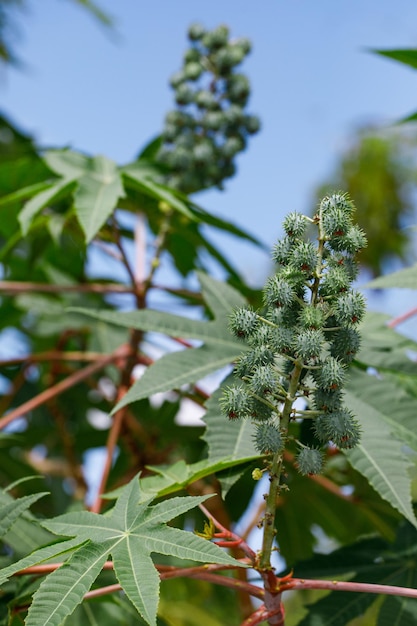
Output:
0,492,48,539
7,474,242,626
344,387,417,528
74,155,125,243
69,273,247,414
363,263,417,289
371,48,417,70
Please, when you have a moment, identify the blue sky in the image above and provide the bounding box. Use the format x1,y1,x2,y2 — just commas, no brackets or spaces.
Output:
2,1,417,314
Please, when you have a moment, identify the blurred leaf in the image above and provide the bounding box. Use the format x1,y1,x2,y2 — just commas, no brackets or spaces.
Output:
371,48,417,70
74,155,125,242
363,263,417,289
344,387,416,528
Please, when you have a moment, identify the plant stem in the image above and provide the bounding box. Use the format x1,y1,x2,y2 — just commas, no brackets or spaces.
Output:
259,361,303,570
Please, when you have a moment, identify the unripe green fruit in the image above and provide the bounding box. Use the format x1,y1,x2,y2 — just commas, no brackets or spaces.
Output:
175,84,195,105
224,104,243,124
319,266,350,297
184,48,201,63
162,123,179,142
340,225,368,254
170,71,186,88
202,25,229,50
269,326,294,355
314,356,346,391
249,365,278,396
296,447,323,476
227,74,250,102
220,385,251,420
235,37,252,54
203,111,224,130
293,329,325,361
314,409,361,449
243,114,261,134
313,388,343,412
253,423,283,455
234,345,275,377
193,141,215,164
222,137,243,158
169,146,193,170
289,241,318,275
229,307,259,339
263,276,295,309
184,62,203,80
195,90,218,110
298,306,325,330
188,22,206,41
330,327,361,364
283,212,308,238
271,237,293,266
334,291,366,326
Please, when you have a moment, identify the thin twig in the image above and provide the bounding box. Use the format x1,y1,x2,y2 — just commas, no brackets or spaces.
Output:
0,345,130,430
388,306,417,328
0,281,137,294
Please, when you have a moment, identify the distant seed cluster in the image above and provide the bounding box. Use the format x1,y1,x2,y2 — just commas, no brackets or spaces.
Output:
157,23,260,193
220,193,367,476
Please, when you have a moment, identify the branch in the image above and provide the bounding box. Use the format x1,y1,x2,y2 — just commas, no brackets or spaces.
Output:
388,306,417,328
0,281,137,294
0,344,130,430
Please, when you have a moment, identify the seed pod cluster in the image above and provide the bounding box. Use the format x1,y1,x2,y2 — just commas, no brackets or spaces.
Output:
220,193,367,475
157,23,260,194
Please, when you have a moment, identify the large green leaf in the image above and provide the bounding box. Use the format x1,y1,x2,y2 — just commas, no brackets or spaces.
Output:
122,165,196,220
69,273,247,413
137,456,259,501
356,312,417,375
363,263,417,289
4,474,241,626
0,492,48,539
43,150,90,179
344,386,417,528
74,155,125,242
372,48,417,70
346,369,417,453
18,178,77,235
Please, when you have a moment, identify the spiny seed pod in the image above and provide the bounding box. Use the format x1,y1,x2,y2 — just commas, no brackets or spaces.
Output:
314,357,346,391
340,225,368,254
296,447,323,476
219,385,251,420
319,266,350,297
330,327,361,364
263,276,295,309
248,397,274,421
253,423,283,454
293,329,325,361
271,237,293,266
289,241,318,274
298,305,325,329
313,388,344,412
314,409,361,449
229,307,259,339
234,345,275,377
334,291,366,326
283,212,308,238
269,326,294,355
249,365,278,396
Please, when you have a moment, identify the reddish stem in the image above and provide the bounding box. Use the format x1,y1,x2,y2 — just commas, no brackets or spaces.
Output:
388,306,417,328
199,503,257,563
0,345,130,431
